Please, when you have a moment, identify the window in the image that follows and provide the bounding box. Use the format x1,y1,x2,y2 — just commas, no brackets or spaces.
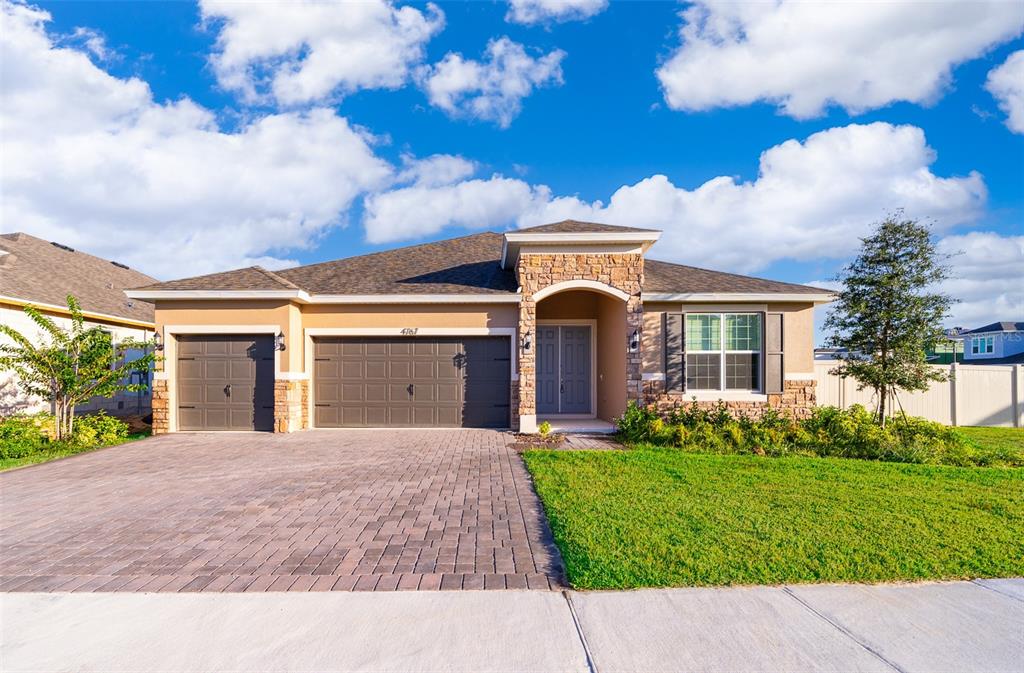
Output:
971,336,994,355
685,313,762,391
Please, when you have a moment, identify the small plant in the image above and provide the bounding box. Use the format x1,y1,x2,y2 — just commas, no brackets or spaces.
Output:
73,412,129,447
538,420,552,437
616,401,659,442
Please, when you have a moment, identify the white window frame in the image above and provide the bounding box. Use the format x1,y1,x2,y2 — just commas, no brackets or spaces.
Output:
685,312,763,393
971,335,994,355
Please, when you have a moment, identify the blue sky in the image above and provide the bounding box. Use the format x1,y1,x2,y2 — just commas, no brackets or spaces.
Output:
2,0,1022,332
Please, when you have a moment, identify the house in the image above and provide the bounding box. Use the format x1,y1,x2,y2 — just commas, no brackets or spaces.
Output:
952,322,1024,365
124,221,834,434
0,233,157,416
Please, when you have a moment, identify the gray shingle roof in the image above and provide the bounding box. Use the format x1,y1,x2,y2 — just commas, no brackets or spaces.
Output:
963,321,1024,334
132,265,301,292
0,233,156,323
132,230,827,299
644,259,829,295
514,220,660,234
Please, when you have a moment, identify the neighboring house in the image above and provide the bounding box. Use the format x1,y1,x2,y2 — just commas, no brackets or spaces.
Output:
952,322,1024,365
125,221,834,434
0,233,157,416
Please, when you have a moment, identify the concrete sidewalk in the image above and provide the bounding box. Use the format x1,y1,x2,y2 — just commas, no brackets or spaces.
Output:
3,579,1021,672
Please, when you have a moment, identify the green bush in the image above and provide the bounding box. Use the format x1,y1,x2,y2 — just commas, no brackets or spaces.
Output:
0,415,50,459
617,400,1015,468
73,412,129,447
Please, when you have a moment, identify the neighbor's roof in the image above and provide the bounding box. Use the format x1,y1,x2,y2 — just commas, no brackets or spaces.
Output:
963,321,1024,334
515,220,660,234
132,226,827,299
0,232,156,323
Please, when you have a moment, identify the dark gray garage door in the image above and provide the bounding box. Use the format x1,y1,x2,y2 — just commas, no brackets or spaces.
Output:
177,335,275,431
313,337,511,428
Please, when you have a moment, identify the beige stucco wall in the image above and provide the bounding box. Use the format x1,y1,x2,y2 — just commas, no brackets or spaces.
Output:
640,301,817,376
536,291,598,319
301,304,518,329
596,294,627,421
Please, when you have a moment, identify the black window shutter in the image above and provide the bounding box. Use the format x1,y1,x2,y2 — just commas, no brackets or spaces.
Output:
664,313,685,393
765,312,784,394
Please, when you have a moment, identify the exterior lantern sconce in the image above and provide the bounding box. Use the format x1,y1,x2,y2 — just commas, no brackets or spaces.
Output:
629,329,640,352
275,331,286,352
153,330,164,352
522,330,532,351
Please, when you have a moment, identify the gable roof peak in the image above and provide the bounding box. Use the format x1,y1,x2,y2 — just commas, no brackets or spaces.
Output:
514,219,661,234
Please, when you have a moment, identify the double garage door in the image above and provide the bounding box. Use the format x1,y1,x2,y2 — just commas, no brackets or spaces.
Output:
313,336,511,428
176,334,511,430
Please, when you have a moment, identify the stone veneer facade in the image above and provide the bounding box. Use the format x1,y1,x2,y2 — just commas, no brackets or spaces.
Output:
515,251,645,431
149,377,309,434
274,379,309,433
643,379,817,420
150,378,169,434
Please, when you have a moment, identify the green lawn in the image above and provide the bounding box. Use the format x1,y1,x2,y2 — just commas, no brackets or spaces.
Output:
524,450,1024,589
0,432,149,472
958,426,1024,454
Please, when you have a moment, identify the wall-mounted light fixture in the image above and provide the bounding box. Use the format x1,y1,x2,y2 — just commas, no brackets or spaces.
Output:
522,330,532,351
153,330,164,352
275,331,286,352
628,328,640,352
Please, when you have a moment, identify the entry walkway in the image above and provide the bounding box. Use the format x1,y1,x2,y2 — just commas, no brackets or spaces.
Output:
3,579,1021,672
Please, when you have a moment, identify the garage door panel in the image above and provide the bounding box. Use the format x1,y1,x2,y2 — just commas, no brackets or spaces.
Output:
413,361,435,378
177,335,274,431
313,336,510,428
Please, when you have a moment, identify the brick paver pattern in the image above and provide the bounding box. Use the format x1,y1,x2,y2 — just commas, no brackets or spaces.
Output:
0,430,565,592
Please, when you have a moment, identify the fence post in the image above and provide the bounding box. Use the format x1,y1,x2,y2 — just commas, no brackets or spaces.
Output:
1015,364,1023,429
949,362,958,427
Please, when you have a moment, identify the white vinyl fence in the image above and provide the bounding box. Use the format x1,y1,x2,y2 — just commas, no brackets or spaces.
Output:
814,362,1024,428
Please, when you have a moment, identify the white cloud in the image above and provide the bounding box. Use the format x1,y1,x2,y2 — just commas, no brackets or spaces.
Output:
506,0,607,25
363,176,550,244
0,2,392,279
420,37,565,128
985,50,1024,134
657,1,1024,118
200,0,443,105
520,123,987,273
395,153,477,188
938,232,1024,327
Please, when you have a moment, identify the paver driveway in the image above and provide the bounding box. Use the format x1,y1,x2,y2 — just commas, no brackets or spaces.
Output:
0,430,564,592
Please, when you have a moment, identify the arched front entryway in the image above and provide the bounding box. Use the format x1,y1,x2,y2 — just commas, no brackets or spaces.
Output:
519,278,641,432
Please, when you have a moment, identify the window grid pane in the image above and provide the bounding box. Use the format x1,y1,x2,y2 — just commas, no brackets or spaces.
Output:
725,353,760,390
685,314,720,351
686,354,721,390
725,314,761,351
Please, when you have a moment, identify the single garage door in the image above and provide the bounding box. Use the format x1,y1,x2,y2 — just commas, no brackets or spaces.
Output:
177,335,275,431
313,336,511,428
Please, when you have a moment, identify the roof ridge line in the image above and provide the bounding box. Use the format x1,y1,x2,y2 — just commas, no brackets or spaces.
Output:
275,231,503,276
251,265,303,290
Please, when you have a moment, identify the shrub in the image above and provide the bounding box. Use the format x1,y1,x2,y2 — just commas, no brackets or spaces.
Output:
73,412,129,447
619,401,1005,468
538,420,552,437
617,402,660,443
0,415,49,459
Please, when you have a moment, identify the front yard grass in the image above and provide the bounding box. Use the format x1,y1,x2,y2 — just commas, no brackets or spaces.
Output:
0,431,149,472
958,426,1024,454
524,450,1024,590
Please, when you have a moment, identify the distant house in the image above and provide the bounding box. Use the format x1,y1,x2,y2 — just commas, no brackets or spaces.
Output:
0,233,157,416
952,322,1024,365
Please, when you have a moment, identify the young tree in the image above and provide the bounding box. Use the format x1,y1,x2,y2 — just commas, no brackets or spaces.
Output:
824,214,954,425
0,295,156,440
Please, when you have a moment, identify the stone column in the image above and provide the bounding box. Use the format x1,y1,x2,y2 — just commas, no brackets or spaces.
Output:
626,293,644,404
516,296,537,433
150,378,169,434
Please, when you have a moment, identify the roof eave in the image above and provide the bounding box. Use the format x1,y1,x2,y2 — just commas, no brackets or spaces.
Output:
642,292,836,304
501,231,662,269
124,289,520,304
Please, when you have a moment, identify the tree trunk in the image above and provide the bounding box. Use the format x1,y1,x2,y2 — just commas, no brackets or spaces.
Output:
877,386,888,427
